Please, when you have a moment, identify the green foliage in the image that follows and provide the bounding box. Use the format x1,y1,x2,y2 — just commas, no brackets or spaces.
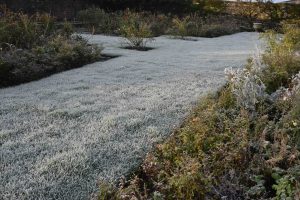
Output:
78,8,174,37
246,175,267,198
272,174,295,200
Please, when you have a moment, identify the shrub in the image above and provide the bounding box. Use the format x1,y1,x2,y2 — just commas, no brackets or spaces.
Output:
224,57,267,113
119,10,154,50
0,35,102,87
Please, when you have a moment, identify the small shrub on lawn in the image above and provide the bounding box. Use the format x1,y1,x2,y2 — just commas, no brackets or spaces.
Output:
119,10,154,50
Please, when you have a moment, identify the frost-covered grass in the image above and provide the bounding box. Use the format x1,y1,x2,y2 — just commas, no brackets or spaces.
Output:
0,32,260,199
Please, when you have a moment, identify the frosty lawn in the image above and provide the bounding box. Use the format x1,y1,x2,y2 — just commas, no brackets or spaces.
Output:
0,33,260,200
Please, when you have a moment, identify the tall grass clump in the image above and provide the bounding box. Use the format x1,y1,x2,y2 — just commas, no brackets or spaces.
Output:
97,21,300,200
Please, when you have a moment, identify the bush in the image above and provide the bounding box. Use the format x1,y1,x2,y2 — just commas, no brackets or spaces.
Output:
119,10,154,50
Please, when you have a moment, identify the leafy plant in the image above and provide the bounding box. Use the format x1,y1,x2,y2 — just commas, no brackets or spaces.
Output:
272,174,295,200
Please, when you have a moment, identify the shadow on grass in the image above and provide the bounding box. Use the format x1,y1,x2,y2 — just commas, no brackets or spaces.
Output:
121,46,155,51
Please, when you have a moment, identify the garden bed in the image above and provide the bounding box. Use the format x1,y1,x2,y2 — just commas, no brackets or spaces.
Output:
0,7,104,88
0,39,104,88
